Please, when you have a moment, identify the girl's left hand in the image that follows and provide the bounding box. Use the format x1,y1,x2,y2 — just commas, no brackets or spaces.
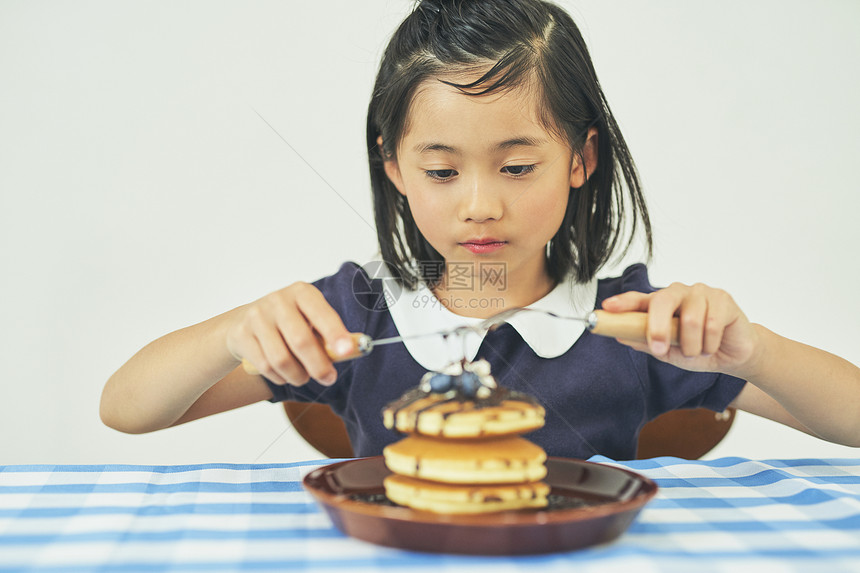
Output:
602,283,761,377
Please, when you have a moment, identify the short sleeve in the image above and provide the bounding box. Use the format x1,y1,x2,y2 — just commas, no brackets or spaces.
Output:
601,264,747,419
596,262,655,305
640,356,746,417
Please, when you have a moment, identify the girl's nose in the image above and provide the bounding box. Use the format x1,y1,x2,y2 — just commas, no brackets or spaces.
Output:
458,175,503,223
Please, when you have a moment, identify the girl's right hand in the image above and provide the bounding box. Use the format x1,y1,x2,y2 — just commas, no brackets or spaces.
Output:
225,282,355,387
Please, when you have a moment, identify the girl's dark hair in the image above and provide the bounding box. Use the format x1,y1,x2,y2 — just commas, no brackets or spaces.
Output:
367,0,652,289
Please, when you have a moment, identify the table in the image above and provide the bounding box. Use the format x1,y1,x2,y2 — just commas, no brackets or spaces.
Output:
1,457,858,572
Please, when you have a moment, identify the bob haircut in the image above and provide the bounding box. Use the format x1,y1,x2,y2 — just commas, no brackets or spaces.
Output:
367,0,652,289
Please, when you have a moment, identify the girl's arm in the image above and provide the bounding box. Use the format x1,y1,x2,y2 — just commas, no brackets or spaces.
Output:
727,324,860,445
100,282,355,434
603,285,860,448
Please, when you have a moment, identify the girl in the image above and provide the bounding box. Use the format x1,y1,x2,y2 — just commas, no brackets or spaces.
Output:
100,0,860,459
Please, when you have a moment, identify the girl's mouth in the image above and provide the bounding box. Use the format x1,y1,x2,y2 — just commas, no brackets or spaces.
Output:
459,239,507,254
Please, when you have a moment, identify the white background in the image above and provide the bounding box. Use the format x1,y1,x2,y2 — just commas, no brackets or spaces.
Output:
1,0,858,464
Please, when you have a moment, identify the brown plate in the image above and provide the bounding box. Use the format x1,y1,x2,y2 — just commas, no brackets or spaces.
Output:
303,456,657,555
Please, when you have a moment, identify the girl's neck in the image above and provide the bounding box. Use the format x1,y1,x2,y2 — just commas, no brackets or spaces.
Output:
431,260,556,319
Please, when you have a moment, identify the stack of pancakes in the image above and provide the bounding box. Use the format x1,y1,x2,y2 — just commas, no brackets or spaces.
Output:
381,359,549,514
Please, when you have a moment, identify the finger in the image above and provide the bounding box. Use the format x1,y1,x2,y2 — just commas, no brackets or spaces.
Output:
679,285,708,357
294,285,355,358
702,290,731,356
239,335,290,386
232,305,296,385
601,290,652,313
276,314,338,386
615,337,682,367
615,338,651,354
227,321,281,381
257,326,311,386
647,284,685,356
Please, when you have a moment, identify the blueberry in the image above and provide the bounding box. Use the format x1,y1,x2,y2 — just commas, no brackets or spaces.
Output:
457,371,482,397
428,373,454,394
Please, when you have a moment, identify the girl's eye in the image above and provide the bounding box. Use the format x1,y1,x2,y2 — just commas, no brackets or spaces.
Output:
425,169,458,181
501,164,537,177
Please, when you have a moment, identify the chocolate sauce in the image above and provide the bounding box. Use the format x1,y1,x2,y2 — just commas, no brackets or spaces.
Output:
348,492,595,511
383,385,542,433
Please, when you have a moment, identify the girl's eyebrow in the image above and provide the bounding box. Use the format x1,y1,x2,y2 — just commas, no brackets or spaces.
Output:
413,136,548,155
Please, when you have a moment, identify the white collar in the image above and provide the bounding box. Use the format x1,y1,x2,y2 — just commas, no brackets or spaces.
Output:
362,260,598,372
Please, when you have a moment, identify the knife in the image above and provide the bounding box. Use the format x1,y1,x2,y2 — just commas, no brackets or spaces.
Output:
241,310,679,375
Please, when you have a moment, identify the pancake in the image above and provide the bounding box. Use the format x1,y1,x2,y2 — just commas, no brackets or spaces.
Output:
383,434,547,484
383,474,550,514
382,388,545,438
380,358,549,513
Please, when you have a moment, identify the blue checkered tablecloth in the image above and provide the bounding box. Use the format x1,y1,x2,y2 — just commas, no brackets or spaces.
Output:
0,457,858,572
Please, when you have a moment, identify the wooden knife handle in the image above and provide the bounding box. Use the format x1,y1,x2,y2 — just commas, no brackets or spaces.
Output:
241,332,369,376
589,310,680,345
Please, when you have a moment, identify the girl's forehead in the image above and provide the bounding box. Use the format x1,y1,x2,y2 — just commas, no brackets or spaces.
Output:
402,78,553,146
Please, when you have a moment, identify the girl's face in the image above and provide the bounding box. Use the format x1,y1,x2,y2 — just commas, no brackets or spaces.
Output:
384,77,595,293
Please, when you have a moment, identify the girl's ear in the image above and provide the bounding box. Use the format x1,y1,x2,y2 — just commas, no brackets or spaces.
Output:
569,127,598,189
378,136,406,196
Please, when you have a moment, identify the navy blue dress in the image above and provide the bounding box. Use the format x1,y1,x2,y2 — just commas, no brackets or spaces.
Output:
264,262,746,460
